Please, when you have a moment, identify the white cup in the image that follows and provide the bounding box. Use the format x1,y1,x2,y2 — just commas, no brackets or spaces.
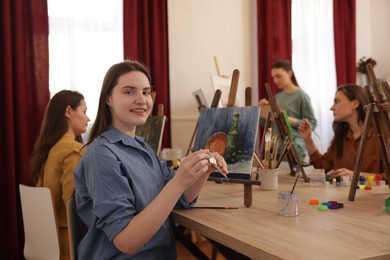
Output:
259,169,278,190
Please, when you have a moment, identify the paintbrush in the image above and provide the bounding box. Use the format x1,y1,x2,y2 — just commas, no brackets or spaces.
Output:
271,135,279,169
312,129,321,139
264,128,272,169
303,117,320,139
274,138,292,168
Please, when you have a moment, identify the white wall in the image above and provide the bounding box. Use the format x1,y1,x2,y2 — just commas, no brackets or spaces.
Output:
168,0,390,155
369,0,390,81
168,0,258,154
356,0,390,83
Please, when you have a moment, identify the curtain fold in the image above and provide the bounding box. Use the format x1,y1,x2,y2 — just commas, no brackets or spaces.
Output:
257,0,292,99
123,0,171,148
0,0,50,258
333,0,356,85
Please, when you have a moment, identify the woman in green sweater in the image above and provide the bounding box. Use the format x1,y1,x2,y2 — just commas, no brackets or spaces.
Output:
259,59,317,162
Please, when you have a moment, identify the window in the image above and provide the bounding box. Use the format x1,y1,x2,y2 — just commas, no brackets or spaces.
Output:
292,0,336,153
48,0,123,122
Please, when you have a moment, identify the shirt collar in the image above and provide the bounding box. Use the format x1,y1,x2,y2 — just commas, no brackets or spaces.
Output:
102,126,145,146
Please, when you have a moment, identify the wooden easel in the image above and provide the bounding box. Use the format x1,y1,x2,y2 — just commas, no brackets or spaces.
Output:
348,63,390,201
259,83,309,181
202,69,260,207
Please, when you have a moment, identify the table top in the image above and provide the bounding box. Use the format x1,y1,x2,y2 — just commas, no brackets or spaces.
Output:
171,171,390,260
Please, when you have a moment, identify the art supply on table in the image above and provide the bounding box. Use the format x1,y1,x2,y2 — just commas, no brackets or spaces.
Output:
366,175,374,186
309,169,325,187
335,176,342,186
341,176,351,186
278,170,300,216
258,169,278,191
208,153,227,178
314,200,344,211
375,175,382,186
359,176,366,185
278,192,298,216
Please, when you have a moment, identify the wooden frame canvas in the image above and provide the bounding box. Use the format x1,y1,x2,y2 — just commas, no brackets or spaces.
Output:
193,106,259,179
210,75,240,107
192,88,208,109
136,115,166,155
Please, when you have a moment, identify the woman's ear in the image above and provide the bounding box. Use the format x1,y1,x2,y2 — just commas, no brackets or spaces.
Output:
106,96,111,106
352,99,360,109
65,106,72,119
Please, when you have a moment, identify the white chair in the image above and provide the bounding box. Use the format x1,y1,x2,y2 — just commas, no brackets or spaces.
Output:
66,198,87,260
19,184,60,260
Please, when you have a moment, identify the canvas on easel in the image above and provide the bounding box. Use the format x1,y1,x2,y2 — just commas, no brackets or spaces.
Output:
136,115,166,155
136,98,166,155
348,63,390,201
193,106,260,180
260,83,309,181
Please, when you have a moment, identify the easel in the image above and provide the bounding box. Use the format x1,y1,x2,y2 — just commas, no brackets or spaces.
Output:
348,63,390,201
259,83,309,181
186,69,260,207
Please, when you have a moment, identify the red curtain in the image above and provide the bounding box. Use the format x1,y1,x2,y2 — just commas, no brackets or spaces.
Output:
0,0,50,258
123,0,171,148
257,0,292,99
333,0,356,85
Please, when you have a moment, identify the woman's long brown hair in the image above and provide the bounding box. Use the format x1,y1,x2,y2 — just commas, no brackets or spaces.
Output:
29,90,85,184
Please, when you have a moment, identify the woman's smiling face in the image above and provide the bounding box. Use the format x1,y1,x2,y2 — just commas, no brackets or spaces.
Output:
106,71,153,136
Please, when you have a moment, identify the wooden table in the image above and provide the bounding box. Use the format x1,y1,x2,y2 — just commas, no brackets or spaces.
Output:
171,172,390,259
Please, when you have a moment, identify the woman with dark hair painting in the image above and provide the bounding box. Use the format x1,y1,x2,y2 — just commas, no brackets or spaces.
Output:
299,84,385,180
29,90,90,260
259,59,317,162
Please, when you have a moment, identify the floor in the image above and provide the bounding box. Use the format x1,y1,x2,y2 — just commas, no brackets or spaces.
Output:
176,239,225,260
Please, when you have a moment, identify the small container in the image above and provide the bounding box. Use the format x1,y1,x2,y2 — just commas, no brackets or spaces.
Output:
359,176,366,185
335,176,342,186
366,175,374,186
278,192,298,216
341,176,351,186
310,169,325,187
375,175,382,186
259,169,278,191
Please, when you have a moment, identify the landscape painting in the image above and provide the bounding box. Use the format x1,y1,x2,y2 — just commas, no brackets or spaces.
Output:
194,106,260,179
136,115,166,155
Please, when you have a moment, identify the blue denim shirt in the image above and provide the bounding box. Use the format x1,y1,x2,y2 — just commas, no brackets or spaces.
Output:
74,127,194,259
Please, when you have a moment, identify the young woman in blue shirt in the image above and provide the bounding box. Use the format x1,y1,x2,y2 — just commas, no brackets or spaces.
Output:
74,60,228,259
